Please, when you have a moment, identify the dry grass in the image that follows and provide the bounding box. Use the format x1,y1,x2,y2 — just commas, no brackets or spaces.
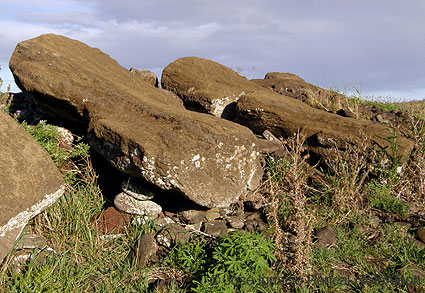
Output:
265,132,315,279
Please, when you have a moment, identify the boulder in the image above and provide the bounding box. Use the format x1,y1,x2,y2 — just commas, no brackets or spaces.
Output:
0,110,65,263
161,57,412,161
9,34,263,208
162,57,258,118
252,72,347,111
129,68,159,87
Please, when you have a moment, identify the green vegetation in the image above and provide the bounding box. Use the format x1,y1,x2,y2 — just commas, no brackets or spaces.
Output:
0,77,12,113
0,82,425,292
368,182,408,216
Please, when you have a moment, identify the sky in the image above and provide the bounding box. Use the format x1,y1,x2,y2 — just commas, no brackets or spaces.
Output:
1,0,424,101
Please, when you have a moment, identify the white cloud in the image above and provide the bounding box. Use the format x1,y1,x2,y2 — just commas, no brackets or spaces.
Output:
1,0,425,100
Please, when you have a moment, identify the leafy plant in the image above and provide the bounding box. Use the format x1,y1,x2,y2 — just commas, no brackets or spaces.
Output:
167,237,208,279
192,231,276,292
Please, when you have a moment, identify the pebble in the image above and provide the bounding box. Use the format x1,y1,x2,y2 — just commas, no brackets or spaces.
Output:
114,192,162,217
121,180,155,201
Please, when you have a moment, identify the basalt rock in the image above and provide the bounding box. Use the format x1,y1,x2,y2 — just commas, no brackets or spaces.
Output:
9,34,262,208
161,57,413,162
162,57,258,118
0,110,65,263
252,72,347,111
129,68,159,87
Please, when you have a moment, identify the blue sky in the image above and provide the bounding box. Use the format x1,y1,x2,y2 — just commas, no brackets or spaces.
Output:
1,0,424,101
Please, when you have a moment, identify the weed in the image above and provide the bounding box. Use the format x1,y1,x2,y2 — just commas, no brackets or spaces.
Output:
167,237,208,280
192,230,276,292
367,181,408,216
0,77,12,113
264,132,315,282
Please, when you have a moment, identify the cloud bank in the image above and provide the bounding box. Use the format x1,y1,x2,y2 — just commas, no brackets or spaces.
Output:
1,0,424,100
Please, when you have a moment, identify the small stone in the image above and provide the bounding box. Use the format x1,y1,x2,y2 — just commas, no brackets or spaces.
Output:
114,192,162,217
314,226,338,248
205,208,221,221
186,222,202,231
121,180,154,201
204,219,227,236
32,247,56,266
416,227,425,243
129,68,158,87
336,109,356,118
11,247,56,272
57,127,74,150
405,264,425,279
156,224,192,247
15,233,47,250
263,130,280,143
227,215,245,229
245,212,261,221
155,217,176,228
409,235,425,249
375,114,384,122
394,222,412,233
179,210,206,225
257,138,283,154
92,206,131,235
127,233,158,268
244,212,266,232
244,200,264,212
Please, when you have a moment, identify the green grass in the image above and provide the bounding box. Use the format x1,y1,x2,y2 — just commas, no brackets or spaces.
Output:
0,120,157,291
367,181,408,216
311,217,425,292
1,86,425,292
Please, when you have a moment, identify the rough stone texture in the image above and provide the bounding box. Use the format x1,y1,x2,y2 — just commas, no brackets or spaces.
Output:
204,219,227,236
9,34,263,208
314,226,338,248
127,233,158,268
205,208,221,222
129,68,159,87
0,110,65,263
15,233,47,250
179,210,206,225
156,223,192,247
92,206,131,235
237,89,412,160
417,227,425,243
121,179,155,201
162,57,259,118
114,192,162,217
160,57,412,161
252,72,347,111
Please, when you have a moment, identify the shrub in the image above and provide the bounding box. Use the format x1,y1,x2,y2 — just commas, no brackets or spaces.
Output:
168,231,276,292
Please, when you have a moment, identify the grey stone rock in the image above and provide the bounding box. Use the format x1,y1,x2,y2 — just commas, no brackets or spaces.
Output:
127,233,158,268
15,233,47,250
314,226,338,248
227,214,245,229
114,192,162,217
416,227,425,243
204,219,227,236
156,223,192,247
179,210,206,225
121,179,155,201
205,208,221,222
0,111,65,263
10,35,263,209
